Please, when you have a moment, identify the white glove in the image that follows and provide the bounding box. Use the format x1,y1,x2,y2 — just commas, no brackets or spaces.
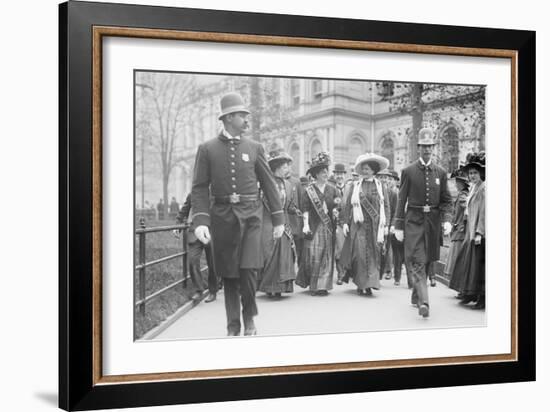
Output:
303,224,311,235
443,221,452,236
394,229,404,242
172,229,181,239
273,224,284,239
343,223,349,237
384,226,389,236
194,225,211,244
389,225,395,234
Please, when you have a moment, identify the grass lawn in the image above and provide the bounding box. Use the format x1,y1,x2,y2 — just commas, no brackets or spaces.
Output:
134,219,209,340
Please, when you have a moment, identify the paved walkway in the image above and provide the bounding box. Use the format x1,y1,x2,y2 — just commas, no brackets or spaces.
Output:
151,278,485,341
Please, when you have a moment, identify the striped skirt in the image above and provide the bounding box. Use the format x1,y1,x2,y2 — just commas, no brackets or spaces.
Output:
296,224,334,291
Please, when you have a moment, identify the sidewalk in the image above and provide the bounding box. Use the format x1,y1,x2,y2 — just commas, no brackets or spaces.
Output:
150,278,485,341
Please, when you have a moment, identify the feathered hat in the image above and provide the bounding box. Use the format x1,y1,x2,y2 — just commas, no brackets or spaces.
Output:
306,152,331,176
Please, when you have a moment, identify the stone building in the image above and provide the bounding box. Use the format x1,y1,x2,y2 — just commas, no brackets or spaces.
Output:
136,73,485,206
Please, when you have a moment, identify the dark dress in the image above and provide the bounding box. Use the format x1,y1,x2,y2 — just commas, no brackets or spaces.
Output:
342,179,390,290
259,177,296,294
447,188,469,286
296,183,339,291
451,181,486,296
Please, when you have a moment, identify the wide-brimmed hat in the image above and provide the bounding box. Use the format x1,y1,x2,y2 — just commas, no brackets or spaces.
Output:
299,176,309,184
417,127,436,145
306,152,331,176
267,148,293,171
218,92,250,120
463,151,486,172
333,163,347,174
354,153,390,175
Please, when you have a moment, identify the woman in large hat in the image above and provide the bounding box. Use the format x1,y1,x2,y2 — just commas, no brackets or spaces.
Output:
446,166,470,295
450,152,486,309
296,152,340,296
341,153,390,296
258,149,297,297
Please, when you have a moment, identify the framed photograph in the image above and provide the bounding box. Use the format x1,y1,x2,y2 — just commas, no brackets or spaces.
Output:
59,1,535,410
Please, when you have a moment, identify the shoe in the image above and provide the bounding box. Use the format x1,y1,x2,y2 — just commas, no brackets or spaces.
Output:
394,281,400,286
227,330,240,336
473,297,485,309
365,288,373,296
274,293,282,298
419,304,430,318
336,278,343,285
191,292,202,302
205,293,216,303
357,288,364,295
430,279,437,287
455,293,464,300
460,295,476,305
384,273,392,280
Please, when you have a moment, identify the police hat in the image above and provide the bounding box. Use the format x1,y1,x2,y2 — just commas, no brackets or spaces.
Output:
218,93,250,120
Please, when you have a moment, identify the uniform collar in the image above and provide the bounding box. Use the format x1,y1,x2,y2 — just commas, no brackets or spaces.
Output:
417,157,433,169
219,127,242,143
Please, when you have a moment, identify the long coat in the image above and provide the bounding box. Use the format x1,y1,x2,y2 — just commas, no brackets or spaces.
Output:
259,177,296,292
394,160,452,264
191,132,283,278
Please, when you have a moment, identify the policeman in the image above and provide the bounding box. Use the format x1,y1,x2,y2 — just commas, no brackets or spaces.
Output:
191,92,284,336
394,128,452,318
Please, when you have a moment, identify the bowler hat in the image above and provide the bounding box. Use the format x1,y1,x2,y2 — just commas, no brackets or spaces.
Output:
218,92,250,120
333,163,347,174
451,167,469,183
417,128,436,145
377,168,393,178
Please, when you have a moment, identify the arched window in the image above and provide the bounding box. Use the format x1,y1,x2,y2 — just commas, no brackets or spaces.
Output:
348,134,366,166
380,134,395,169
440,125,460,172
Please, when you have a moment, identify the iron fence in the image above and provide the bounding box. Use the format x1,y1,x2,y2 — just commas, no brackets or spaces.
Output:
134,218,190,316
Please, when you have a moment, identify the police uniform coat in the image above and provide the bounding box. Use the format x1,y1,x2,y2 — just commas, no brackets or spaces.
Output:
191,132,284,279
394,159,452,264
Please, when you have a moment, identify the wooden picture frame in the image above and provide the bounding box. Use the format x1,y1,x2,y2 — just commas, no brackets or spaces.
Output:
59,1,535,410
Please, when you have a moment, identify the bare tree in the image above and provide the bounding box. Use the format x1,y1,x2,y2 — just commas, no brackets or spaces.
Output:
136,72,199,218
246,77,298,148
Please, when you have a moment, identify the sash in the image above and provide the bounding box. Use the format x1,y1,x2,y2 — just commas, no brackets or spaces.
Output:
360,192,379,221
305,185,333,232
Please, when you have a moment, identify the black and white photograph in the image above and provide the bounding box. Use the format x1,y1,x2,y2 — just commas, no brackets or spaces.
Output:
133,71,487,341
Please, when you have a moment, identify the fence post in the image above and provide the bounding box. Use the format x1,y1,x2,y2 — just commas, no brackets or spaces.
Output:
182,226,188,290
138,218,146,316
